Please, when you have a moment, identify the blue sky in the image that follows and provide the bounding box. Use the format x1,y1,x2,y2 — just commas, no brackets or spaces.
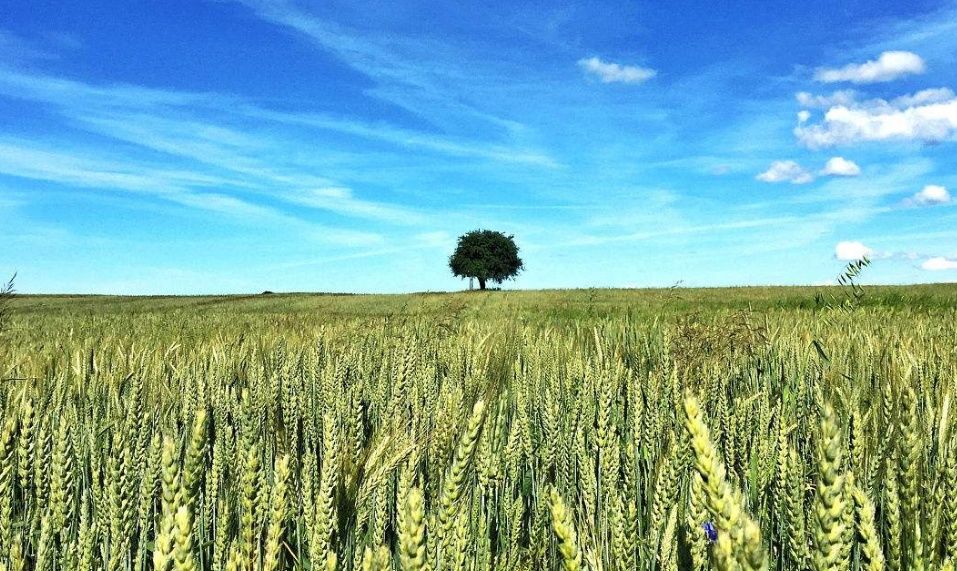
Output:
2,0,957,294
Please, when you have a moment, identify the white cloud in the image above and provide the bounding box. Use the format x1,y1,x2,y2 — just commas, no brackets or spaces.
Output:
797,90,858,108
814,51,926,84
921,256,957,270
912,184,951,205
835,240,873,261
794,88,952,112
797,110,811,123
892,87,955,107
820,156,861,177
756,160,814,184
794,89,957,147
577,56,656,84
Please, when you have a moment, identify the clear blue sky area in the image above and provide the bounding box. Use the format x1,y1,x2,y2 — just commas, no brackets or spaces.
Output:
2,0,957,293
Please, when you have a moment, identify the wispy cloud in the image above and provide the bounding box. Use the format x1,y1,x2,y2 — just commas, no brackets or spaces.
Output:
553,203,888,249
833,241,956,269
230,0,542,139
0,30,45,63
0,67,210,110
0,66,563,238
847,3,957,65
577,56,656,84
0,63,558,169
0,61,575,280
814,51,926,83
0,138,384,245
257,237,449,272
0,29,75,64
0,139,191,196
287,187,426,225
556,214,799,247
921,256,957,270
244,107,560,167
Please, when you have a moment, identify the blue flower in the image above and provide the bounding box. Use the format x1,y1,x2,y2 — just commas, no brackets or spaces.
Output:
703,521,718,543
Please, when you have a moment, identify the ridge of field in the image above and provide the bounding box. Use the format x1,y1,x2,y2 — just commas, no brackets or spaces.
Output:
11,283,957,316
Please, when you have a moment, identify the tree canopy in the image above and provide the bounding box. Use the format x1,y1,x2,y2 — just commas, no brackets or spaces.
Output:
449,230,523,290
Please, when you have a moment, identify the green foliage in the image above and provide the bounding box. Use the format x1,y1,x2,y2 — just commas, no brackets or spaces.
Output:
812,257,871,360
0,273,14,335
814,257,872,315
448,229,523,289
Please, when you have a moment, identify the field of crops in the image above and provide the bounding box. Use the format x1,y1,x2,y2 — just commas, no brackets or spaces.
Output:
1,285,956,571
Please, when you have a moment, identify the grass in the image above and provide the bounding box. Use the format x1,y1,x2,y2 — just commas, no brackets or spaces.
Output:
1,284,956,571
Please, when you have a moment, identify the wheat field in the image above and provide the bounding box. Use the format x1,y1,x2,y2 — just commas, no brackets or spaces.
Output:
1,286,956,571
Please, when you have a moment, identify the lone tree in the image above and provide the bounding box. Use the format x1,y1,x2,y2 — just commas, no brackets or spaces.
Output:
449,230,523,290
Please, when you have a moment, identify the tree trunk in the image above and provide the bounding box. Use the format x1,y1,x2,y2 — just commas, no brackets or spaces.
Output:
478,277,487,290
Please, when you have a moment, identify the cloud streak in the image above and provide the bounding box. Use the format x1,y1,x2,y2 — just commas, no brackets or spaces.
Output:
0,138,384,245
244,107,559,167
0,65,565,244
230,0,545,139
287,187,426,225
